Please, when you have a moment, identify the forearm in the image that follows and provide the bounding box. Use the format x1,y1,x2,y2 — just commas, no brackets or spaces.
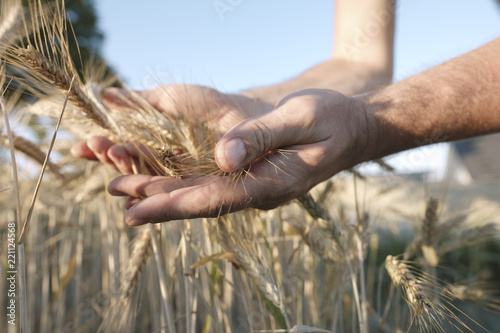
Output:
242,0,395,106
332,0,395,71
359,38,500,163
243,59,393,105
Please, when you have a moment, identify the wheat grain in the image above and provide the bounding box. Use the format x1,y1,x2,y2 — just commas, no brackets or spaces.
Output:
383,255,485,332
422,197,438,247
18,45,110,129
438,222,498,256
217,215,290,328
421,197,439,266
444,281,500,313
98,227,152,333
385,255,434,316
121,227,152,300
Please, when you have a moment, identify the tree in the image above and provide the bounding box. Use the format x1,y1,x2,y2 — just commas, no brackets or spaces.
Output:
65,0,106,75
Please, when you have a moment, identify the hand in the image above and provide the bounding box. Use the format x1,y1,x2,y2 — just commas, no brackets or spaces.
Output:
102,89,369,226
71,84,274,173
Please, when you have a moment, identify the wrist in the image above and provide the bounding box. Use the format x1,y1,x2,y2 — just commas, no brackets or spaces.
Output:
240,86,286,108
354,77,444,165
228,92,275,117
347,93,380,166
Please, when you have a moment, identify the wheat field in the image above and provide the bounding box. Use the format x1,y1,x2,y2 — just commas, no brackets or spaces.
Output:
1,1,499,332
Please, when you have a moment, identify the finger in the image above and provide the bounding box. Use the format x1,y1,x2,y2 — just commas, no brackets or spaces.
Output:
71,141,98,160
136,87,174,114
214,95,322,173
102,87,137,112
124,142,169,175
108,145,134,174
123,177,249,225
136,85,218,119
87,136,117,166
125,196,140,209
108,174,198,198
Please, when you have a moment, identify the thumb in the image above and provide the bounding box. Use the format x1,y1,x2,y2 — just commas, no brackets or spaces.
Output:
214,106,307,172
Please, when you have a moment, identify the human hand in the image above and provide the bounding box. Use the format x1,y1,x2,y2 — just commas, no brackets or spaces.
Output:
103,88,369,226
71,84,274,172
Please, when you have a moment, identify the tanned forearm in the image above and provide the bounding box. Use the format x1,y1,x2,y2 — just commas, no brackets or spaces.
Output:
242,0,395,105
332,0,395,70
360,38,500,163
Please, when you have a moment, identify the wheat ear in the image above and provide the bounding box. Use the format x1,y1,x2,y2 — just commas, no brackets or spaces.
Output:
1,133,63,178
121,228,152,300
296,193,341,245
18,45,110,129
217,216,290,328
421,197,439,266
385,255,434,316
98,227,151,333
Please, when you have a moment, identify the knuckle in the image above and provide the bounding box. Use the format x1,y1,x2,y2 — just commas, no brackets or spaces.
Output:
249,119,274,155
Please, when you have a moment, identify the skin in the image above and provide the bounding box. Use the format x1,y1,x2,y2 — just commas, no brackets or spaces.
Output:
73,0,397,225
362,38,500,160
73,4,498,225
72,88,365,225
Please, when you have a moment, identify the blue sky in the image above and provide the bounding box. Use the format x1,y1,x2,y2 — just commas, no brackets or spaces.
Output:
95,0,500,177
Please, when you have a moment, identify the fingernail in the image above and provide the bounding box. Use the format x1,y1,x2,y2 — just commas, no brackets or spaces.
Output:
225,138,247,170
126,218,146,227
87,137,99,151
70,144,79,156
103,87,121,98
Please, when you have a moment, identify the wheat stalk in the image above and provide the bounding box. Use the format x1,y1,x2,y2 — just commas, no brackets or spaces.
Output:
1,61,29,332
1,133,63,178
217,215,290,329
0,0,24,48
18,75,72,244
98,227,151,333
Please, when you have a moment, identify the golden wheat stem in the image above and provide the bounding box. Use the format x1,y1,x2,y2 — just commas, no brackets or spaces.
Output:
1,134,63,178
1,63,21,226
148,223,176,333
297,189,366,331
2,63,29,332
356,229,368,333
373,158,394,172
296,193,341,246
18,244,28,333
18,76,73,244
217,217,290,329
352,174,369,333
181,221,195,333
0,0,22,44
